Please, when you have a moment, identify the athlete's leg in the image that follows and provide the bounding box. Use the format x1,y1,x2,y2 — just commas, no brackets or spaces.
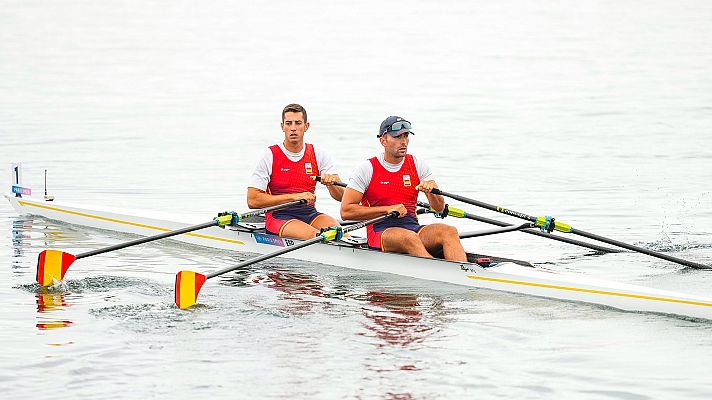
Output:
280,219,320,240
310,213,353,238
309,214,340,230
419,224,467,262
381,227,433,258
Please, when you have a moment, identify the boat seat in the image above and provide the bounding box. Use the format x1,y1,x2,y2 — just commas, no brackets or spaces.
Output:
339,235,367,245
236,221,266,230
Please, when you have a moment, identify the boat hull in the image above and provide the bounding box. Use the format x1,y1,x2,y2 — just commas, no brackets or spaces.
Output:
6,193,712,320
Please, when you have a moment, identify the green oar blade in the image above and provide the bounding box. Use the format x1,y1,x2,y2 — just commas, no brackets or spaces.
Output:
36,250,76,287
175,270,208,309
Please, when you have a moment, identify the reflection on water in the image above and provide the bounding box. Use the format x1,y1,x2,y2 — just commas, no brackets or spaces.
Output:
11,215,94,252
221,266,329,314
11,218,32,258
36,292,68,312
36,321,73,330
221,264,443,352
360,291,435,349
35,292,73,330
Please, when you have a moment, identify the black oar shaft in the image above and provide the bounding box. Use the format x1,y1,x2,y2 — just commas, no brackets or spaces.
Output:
432,189,710,270
206,236,323,279
241,200,307,218
76,199,307,260
336,179,618,253
205,212,398,280
76,221,217,259
570,227,709,269
431,189,537,221
459,223,533,239
418,201,621,253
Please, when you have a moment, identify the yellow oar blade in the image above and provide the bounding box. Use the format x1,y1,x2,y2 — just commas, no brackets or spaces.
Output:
175,271,207,309
36,250,76,287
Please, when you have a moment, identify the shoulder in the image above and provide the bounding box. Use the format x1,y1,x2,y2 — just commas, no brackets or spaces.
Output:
410,154,433,179
355,158,375,172
408,154,428,167
310,144,330,156
254,147,274,163
311,144,338,172
347,159,375,193
351,159,375,183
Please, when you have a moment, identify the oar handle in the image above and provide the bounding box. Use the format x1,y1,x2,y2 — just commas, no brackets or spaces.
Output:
313,176,348,188
236,199,307,221
342,211,399,233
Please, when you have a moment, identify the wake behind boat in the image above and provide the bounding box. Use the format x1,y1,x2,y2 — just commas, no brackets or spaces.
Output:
6,191,712,320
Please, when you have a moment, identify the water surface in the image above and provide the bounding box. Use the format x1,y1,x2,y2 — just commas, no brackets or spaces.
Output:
2,0,712,398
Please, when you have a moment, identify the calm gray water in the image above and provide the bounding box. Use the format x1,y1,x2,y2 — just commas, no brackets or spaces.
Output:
2,0,712,398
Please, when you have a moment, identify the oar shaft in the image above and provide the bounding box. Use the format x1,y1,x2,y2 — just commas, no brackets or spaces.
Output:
76,220,217,259
76,199,306,260
459,223,533,239
206,235,323,279
432,189,710,269
417,201,621,253
205,212,398,279
240,199,306,219
570,227,710,269
431,189,538,222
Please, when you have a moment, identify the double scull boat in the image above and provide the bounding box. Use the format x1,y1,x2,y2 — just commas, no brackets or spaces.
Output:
5,192,712,320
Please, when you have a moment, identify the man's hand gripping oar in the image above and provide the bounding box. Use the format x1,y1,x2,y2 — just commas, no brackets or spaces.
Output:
175,211,399,309
35,200,308,287
429,188,711,270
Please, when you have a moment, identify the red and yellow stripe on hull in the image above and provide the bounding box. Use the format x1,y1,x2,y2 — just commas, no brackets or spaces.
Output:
175,271,207,309
36,250,76,287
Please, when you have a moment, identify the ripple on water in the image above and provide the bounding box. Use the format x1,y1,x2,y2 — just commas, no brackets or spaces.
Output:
88,302,207,332
13,275,167,295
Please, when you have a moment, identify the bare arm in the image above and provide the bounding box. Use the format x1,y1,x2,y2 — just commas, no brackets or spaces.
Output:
247,187,315,209
340,188,406,221
318,173,345,202
417,180,445,213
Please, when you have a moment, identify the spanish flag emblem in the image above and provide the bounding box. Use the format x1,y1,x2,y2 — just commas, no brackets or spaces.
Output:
402,174,412,187
305,162,313,175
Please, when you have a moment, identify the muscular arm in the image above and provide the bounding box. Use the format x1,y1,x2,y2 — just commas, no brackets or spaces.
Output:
319,173,345,202
418,180,445,213
425,192,446,213
247,187,315,209
340,188,406,220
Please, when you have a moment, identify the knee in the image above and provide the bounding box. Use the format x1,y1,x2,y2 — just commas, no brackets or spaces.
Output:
433,224,458,237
